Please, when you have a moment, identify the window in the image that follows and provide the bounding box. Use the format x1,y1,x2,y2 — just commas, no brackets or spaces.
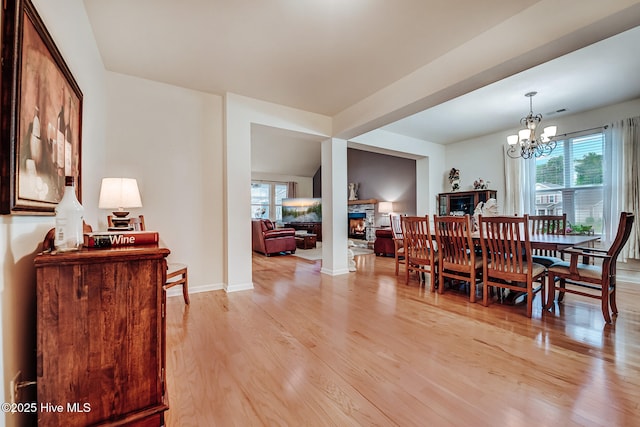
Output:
535,132,604,232
251,181,288,221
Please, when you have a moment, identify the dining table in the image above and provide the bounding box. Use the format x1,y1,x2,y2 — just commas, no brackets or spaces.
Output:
511,233,599,252
431,230,601,262
468,231,601,263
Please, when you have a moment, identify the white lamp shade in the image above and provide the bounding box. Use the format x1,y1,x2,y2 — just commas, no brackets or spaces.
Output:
543,125,557,137
378,201,393,214
507,134,519,145
518,129,530,142
98,178,142,209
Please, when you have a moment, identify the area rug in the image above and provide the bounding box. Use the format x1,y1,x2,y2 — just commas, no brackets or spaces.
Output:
292,243,374,261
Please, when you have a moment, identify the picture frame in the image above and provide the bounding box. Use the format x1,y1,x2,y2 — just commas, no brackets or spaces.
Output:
1,0,83,214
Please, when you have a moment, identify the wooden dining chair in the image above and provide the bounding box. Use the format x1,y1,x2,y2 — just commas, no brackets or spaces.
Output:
545,211,634,323
528,214,567,267
390,214,405,275
434,214,483,302
479,214,546,318
401,216,438,290
113,214,190,304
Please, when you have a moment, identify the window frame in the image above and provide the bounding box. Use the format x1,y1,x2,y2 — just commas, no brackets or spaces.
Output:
534,131,604,232
251,180,288,222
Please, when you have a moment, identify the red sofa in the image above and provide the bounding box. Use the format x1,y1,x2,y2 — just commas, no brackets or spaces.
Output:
252,219,297,256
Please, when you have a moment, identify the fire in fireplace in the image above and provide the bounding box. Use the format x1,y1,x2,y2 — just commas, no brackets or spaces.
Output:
348,212,367,239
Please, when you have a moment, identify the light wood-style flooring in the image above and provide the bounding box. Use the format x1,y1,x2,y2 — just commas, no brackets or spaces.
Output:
165,253,640,426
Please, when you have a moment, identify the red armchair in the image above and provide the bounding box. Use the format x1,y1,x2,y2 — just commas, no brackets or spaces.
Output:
252,219,297,256
374,228,394,256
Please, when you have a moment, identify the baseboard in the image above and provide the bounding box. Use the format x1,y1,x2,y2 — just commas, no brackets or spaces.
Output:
320,267,351,276
224,282,254,292
166,282,224,299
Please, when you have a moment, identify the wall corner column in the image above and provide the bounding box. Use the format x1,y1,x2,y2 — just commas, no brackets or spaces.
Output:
321,138,349,276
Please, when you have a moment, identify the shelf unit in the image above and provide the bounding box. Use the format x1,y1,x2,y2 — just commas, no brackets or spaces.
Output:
438,189,497,216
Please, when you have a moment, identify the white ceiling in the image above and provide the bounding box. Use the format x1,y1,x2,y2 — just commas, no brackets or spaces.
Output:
383,25,640,144
83,0,640,177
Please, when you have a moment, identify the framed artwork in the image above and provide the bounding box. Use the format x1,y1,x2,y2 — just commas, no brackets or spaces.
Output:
1,0,83,214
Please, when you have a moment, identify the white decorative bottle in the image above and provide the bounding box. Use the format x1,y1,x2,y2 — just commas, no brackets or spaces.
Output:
54,176,84,252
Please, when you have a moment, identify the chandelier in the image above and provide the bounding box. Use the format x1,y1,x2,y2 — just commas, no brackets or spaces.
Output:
506,91,557,159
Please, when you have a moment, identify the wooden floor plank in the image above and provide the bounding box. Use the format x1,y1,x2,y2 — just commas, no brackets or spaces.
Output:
165,253,640,426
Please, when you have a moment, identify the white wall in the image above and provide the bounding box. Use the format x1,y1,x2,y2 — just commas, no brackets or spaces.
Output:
225,93,332,289
349,129,446,215
105,72,224,292
444,98,640,210
1,1,107,425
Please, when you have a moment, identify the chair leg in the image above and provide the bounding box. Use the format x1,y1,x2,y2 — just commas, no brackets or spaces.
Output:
429,262,437,292
438,269,445,295
405,261,410,285
601,285,611,324
610,285,618,315
540,272,549,311
167,264,189,305
526,287,533,318
482,280,488,307
182,269,190,305
558,279,566,302
469,271,476,304
545,273,555,310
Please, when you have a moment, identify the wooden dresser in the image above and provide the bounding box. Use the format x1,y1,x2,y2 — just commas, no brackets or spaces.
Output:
34,246,170,426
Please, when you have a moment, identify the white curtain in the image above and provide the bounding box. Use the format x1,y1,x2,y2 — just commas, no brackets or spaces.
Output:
287,181,297,198
604,116,639,259
503,147,536,215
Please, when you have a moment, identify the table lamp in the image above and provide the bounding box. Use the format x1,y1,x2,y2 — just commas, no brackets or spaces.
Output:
378,201,393,227
98,178,142,228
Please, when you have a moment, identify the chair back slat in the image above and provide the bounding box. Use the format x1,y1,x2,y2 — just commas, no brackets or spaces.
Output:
529,214,566,235
402,216,435,265
434,215,475,271
391,214,403,240
529,214,566,258
480,215,531,279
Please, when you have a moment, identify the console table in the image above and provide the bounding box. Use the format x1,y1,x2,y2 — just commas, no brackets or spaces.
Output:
34,245,170,426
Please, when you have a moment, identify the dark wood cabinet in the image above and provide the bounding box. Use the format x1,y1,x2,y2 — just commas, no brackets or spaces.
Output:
34,246,170,426
438,190,497,216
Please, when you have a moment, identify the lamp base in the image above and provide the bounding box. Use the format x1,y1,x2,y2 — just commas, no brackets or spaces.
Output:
111,211,132,229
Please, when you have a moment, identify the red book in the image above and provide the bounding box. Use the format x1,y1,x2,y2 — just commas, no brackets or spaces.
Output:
84,231,159,248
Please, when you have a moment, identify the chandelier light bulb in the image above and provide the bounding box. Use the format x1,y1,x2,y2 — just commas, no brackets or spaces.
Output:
507,134,519,145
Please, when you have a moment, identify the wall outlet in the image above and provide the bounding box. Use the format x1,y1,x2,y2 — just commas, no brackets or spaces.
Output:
10,371,21,404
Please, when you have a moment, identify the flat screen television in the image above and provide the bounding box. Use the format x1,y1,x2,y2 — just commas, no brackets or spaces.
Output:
282,198,322,223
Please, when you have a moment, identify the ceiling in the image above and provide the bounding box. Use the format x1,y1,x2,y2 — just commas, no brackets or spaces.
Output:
383,25,640,144
83,0,640,176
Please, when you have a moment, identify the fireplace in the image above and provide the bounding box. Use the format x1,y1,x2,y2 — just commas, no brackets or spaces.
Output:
348,212,367,239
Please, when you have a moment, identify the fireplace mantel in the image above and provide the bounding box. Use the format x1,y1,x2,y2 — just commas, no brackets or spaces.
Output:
348,198,377,206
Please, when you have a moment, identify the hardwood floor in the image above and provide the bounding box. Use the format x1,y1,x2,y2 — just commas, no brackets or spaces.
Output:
165,253,640,426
